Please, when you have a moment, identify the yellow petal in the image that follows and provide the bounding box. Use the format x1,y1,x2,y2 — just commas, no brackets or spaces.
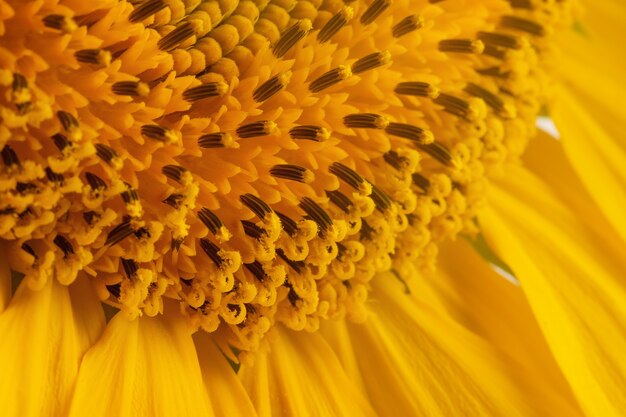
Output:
552,3,626,242
238,327,378,417
67,309,214,417
193,331,258,417
436,239,581,408
0,250,10,312
0,277,105,417
481,166,626,417
322,275,582,417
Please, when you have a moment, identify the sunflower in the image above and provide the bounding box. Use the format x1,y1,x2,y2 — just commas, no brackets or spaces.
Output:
1,0,624,415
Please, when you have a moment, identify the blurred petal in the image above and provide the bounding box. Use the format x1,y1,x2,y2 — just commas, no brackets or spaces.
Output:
239,327,379,417
482,166,626,417
67,310,215,417
0,277,105,417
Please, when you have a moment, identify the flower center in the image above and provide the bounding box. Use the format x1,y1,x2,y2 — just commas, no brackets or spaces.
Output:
0,0,572,351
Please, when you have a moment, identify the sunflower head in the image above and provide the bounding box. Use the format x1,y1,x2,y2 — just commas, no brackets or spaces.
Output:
0,0,573,352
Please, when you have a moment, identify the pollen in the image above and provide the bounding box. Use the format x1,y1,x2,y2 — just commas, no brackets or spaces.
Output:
0,0,572,352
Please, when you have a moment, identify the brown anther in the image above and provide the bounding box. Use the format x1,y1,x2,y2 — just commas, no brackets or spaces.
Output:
253,72,292,102
464,82,510,116
383,151,409,170
394,82,440,98
385,122,434,144
273,19,312,58
329,162,366,190
236,120,277,138
162,165,188,184
45,167,64,184
83,211,101,225
120,184,139,204
183,82,228,102
158,22,195,51
198,132,236,148
11,73,27,91
141,125,176,142
360,0,391,25
270,164,313,183
370,184,392,212
52,133,71,151
418,142,453,166
299,197,333,236
42,14,76,32
106,284,121,299
74,49,111,66
433,93,472,119
106,219,134,246
477,31,522,49
309,65,351,93
199,238,224,267
244,261,267,282
198,208,224,235
53,235,74,257
1,145,20,167
241,220,265,239
94,143,118,165
318,7,353,43
276,211,298,237
289,125,330,141
129,0,167,23
438,39,484,54
501,15,544,36
112,81,149,97
240,194,273,220
352,51,391,74
392,15,423,38
121,258,138,278
343,113,389,129
326,190,352,213
162,193,185,208
412,173,430,191
57,111,79,131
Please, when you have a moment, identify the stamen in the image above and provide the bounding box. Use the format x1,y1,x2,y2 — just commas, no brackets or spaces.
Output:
412,172,430,191
74,49,111,66
106,219,134,245
198,132,237,148
383,150,409,170
326,190,352,213
199,238,224,267
85,172,107,191
370,184,392,212
276,211,297,237
162,164,188,183
129,0,167,23
360,219,375,240
309,65,351,93
277,249,304,274
343,113,389,129
95,143,118,165
121,258,138,278
418,142,453,166
270,164,314,183
42,14,77,32
476,66,509,78
244,261,267,282
501,15,544,36
351,51,391,74
198,208,224,235
0,207,16,216
106,284,121,299
482,45,507,60
360,0,391,25
240,194,273,220
433,93,472,119
11,73,27,91
1,145,20,167
253,72,292,102
21,243,37,260
242,220,265,239
45,167,64,184
507,0,532,9
52,133,71,151
394,82,440,98
438,39,484,54
83,211,101,225
464,82,514,117
299,197,332,236
16,182,38,194
112,81,149,97
477,32,521,49
162,193,184,208
392,15,424,38
183,82,228,102
289,125,330,141
318,7,354,43
57,111,79,131
329,162,366,190
385,122,434,144
273,19,312,58
53,234,74,257
158,22,195,51
285,282,300,305
236,120,278,138
120,184,139,203
141,125,177,142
